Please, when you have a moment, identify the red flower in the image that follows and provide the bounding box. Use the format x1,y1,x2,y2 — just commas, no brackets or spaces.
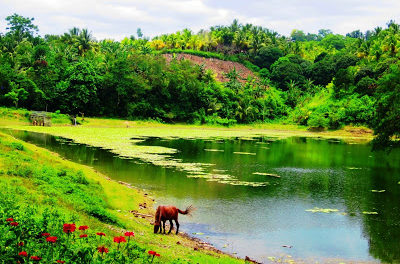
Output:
124,231,135,237
41,233,50,237
46,236,58,243
10,222,19,226
18,251,28,257
63,223,76,233
18,242,24,246
113,236,126,243
78,225,89,231
97,246,109,253
79,234,88,238
148,250,161,257
96,232,106,236
30,256,42,261
6,218,14,222
56,261,65,263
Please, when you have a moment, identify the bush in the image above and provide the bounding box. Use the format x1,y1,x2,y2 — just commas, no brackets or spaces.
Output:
204,114,237,127
307,112,329,129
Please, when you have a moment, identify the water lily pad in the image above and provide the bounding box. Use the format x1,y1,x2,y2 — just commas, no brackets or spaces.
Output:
347,167,362,170
192,232,204,235
212,169,227,173
253,172,280,178
305,207,339,213
204,149,224,152
371,190,385,193
233,152,256,155
362,211,378,215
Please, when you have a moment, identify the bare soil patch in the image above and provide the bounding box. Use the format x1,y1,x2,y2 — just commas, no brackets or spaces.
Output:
163,53,256,83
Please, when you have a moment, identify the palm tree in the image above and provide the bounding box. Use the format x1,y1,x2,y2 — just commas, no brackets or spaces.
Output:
76,28,96,55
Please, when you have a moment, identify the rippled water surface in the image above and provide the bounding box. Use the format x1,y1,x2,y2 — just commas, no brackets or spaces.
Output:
7,130,400,263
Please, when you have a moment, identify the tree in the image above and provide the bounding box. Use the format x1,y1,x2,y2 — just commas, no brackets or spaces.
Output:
270,56,306,90
253,46,283,69
290,29,306,41
372,64,400,149
318,29,333,39
346,30,364,39
5,13,38,42
321,34,345,50
56,61,99,114
76,29,96,55
4,81,28,108
137,28,143,39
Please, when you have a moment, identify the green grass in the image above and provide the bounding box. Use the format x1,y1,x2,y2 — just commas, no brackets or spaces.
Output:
0,132,241,263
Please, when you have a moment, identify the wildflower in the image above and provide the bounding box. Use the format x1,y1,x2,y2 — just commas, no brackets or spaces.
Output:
18,251,28,257
97,246,109,254
6,218,14,222
41,233,50,237
63,223,76,234
78,225,89,231
18,242,24,246
113,236,126,243
46,236,58,243
96,232,106,236
148,250,161,256
56,261,65,264
10,222,19,226
79,234,88,238
148,251,160,263
124,231,135,237
30,256,42,261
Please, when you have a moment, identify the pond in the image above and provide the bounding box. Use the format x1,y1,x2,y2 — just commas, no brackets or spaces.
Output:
6,129,400,263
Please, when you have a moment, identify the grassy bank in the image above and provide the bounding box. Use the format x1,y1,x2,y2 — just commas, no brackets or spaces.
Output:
0,107,71,127
0,132,241,263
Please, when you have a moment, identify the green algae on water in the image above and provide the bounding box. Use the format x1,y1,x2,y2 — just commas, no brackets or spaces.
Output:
253,172,280,178
305,207,340,213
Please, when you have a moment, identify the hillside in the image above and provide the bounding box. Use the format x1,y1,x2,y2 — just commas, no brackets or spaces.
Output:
162,53,256,83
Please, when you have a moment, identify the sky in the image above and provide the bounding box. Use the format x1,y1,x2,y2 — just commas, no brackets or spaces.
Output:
0,0,399,40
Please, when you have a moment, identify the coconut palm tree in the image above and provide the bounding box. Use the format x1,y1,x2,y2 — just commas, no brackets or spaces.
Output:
76,28,97,55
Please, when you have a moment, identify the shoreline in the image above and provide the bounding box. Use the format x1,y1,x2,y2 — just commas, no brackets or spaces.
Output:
107,176,237,259
0,131,242,263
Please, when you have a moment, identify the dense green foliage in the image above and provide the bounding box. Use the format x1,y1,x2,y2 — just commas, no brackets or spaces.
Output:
0,14,399,146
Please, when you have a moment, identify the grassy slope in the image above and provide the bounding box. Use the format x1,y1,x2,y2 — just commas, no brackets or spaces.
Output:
0,132,241,263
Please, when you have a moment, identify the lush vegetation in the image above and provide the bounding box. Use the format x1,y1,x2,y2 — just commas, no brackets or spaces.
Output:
0,132,241,263
0,14,399,147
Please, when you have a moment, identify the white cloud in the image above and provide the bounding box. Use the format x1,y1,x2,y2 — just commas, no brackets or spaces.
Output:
0,0,399,40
